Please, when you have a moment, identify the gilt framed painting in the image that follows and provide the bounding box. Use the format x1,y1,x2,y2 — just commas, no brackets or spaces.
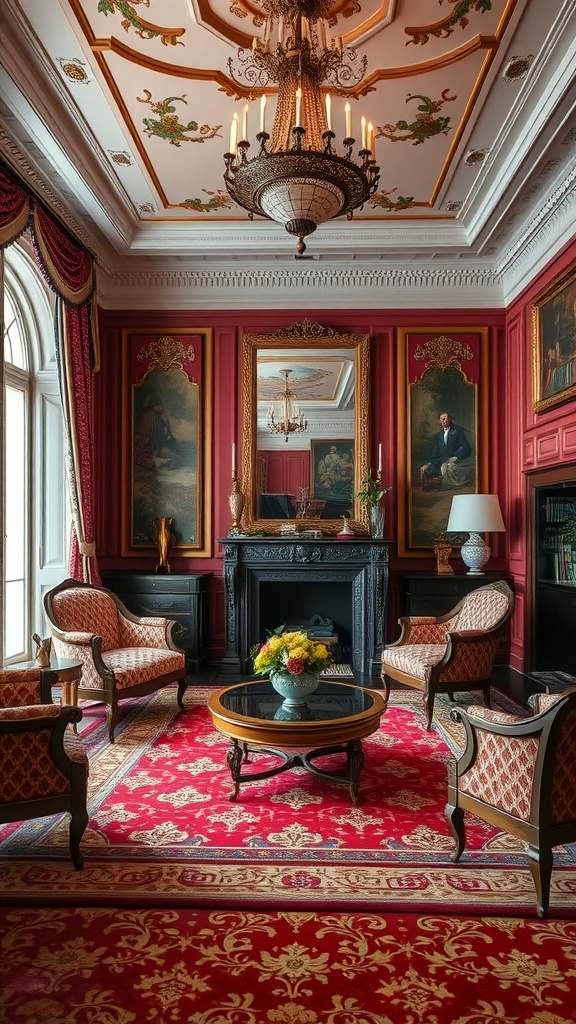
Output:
532,262,576,413
121,328,213,558
397,327,489,556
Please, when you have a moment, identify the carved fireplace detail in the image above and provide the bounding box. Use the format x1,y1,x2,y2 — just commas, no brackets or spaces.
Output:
220,538,390,681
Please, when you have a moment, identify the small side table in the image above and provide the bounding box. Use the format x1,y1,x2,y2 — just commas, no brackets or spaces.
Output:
11,657,83,729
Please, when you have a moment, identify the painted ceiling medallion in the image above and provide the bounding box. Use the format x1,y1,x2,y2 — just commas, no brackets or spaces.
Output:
109,151,132,166
445,201,462,212
502,54,534,82
464,148,488,166
57,57,90,84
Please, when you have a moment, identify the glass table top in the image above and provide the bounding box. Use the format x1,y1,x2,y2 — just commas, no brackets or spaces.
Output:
217,680,379,724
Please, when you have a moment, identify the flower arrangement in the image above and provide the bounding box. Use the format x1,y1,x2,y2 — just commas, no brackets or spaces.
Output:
356,469,391,507
251,627,333,678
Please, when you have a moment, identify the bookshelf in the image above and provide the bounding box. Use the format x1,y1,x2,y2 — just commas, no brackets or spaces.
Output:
530,468,576,672
538,493,576,584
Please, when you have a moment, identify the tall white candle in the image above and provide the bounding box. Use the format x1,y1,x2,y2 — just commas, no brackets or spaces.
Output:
378,443,382,476
242,104,249,142
367,121,373,153
229,113,238,154
232,443,236,475
325,92,331,131
260,94,267,134
295,87,302,128
345,102,351,139
361,115,367,150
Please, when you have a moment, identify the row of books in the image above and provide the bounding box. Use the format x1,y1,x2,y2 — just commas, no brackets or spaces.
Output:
544,544,576,583
541,496,576,523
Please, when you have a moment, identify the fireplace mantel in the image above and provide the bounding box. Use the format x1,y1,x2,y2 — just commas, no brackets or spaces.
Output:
219,537,390,682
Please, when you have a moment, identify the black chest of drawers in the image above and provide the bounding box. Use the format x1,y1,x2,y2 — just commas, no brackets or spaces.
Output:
399,572,513,617
102,572,210,673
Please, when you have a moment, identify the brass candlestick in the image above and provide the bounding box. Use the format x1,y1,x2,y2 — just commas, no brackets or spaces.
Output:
228,474,244,535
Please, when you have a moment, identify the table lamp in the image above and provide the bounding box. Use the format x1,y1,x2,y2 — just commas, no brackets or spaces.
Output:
446,494,505,575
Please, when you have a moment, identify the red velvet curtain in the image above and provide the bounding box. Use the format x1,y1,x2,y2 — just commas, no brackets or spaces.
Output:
0,164,100,583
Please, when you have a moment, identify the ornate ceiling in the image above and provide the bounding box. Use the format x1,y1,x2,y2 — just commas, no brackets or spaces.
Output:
0,0,575,306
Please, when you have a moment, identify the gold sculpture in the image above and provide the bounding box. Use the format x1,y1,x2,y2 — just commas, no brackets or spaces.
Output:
33,633,52,668
154,516,173,573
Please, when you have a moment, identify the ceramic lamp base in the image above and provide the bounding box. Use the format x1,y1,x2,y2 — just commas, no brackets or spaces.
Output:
460,532,491,575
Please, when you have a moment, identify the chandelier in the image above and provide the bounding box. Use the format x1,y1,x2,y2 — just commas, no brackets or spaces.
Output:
267,369,308,441
223,0,380,254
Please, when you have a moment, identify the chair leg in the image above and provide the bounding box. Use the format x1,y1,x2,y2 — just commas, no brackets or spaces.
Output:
106,700,118,743
445,803,466,863
177,677,188,709
482,685,491,709
381,674,391,707
69,807,88,871
423,691,434,730
527,844,553,919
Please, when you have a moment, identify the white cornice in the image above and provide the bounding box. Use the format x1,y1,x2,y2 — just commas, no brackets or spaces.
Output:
498,167,576,304
96,263,504,310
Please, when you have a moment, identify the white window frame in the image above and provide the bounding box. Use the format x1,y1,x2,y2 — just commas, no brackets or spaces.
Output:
2,240,70,663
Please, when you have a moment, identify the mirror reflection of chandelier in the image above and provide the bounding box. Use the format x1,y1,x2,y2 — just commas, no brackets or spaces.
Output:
267,369,308,441
223,0,380,255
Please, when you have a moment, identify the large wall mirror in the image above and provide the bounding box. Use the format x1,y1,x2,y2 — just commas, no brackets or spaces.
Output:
241,322,370,535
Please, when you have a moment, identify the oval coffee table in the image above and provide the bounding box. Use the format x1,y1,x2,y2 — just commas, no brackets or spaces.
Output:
208,679,386,805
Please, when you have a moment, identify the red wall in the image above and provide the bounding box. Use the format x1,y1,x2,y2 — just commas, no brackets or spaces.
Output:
96,295,575,666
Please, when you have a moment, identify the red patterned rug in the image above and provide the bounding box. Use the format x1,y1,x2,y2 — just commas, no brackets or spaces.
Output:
1,685,576,916
1,905,576,1024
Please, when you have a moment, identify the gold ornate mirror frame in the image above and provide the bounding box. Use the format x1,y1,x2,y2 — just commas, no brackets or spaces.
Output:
241,322,370,535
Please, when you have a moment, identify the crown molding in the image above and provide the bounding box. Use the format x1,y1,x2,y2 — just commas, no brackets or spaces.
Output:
95,263,504,310
499,166,576,304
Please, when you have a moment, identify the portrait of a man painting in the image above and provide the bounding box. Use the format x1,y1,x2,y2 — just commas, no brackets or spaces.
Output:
397,328,488,556
532,263,576,412
121,329,213,558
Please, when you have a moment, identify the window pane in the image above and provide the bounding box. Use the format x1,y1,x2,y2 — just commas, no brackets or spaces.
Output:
3,290,27,369
4,581,25,659
4,386,27,656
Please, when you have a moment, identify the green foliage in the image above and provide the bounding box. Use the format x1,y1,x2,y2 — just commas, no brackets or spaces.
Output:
356,470,391,507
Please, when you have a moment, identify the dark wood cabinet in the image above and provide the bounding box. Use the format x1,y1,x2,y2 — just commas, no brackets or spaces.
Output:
399,572,513,618
102,572,211,673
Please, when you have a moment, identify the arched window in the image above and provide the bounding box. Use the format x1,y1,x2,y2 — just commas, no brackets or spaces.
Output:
2,241,70,662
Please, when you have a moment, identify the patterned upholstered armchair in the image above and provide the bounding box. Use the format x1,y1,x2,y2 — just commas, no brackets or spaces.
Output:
44,578,187,743
445,690,576,918
381,581,515,729
0,666,88,869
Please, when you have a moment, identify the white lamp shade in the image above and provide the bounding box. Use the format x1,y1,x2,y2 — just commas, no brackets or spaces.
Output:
446,494,505,533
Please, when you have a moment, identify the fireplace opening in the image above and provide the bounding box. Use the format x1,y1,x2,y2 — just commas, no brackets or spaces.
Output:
259,581,352,665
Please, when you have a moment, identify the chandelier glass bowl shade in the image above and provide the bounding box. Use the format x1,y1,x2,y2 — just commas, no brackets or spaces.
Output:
223,0,380,253
267,369,308,441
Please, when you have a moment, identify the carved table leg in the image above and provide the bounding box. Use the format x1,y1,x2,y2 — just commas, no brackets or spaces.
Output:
226,739,243,802
347,739,365,805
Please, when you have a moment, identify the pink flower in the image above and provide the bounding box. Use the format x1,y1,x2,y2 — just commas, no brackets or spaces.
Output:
286,657,306,675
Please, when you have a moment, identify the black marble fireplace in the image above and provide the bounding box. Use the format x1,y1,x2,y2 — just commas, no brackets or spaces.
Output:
220,537,390,681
